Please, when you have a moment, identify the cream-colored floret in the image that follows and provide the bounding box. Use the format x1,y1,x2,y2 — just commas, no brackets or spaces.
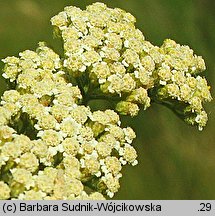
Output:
11,168,34,189
62,137,79,156
18,152,39,173
0,182,11,200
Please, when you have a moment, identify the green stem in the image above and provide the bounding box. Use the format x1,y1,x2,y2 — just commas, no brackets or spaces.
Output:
149,88,190,122
83,93,121,107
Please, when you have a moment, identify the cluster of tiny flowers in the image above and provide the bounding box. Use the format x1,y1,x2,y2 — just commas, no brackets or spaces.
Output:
153,39,212,130
0,43,137,200
51,2,212,127
51,2,152,116
0,2,212,200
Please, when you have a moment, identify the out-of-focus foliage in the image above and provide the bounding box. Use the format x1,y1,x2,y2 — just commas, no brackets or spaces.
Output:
0,0,214,199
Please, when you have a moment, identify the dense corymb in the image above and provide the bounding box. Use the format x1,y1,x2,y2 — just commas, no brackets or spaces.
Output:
0,2,212,200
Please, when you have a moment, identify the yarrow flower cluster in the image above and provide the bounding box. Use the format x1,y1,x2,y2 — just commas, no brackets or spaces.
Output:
51,2,212,125
0,42,137,199
51,2,151,116
0,2,212,200
152,39,212,130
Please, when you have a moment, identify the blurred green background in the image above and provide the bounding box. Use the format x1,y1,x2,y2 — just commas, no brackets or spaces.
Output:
0,0,215,199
